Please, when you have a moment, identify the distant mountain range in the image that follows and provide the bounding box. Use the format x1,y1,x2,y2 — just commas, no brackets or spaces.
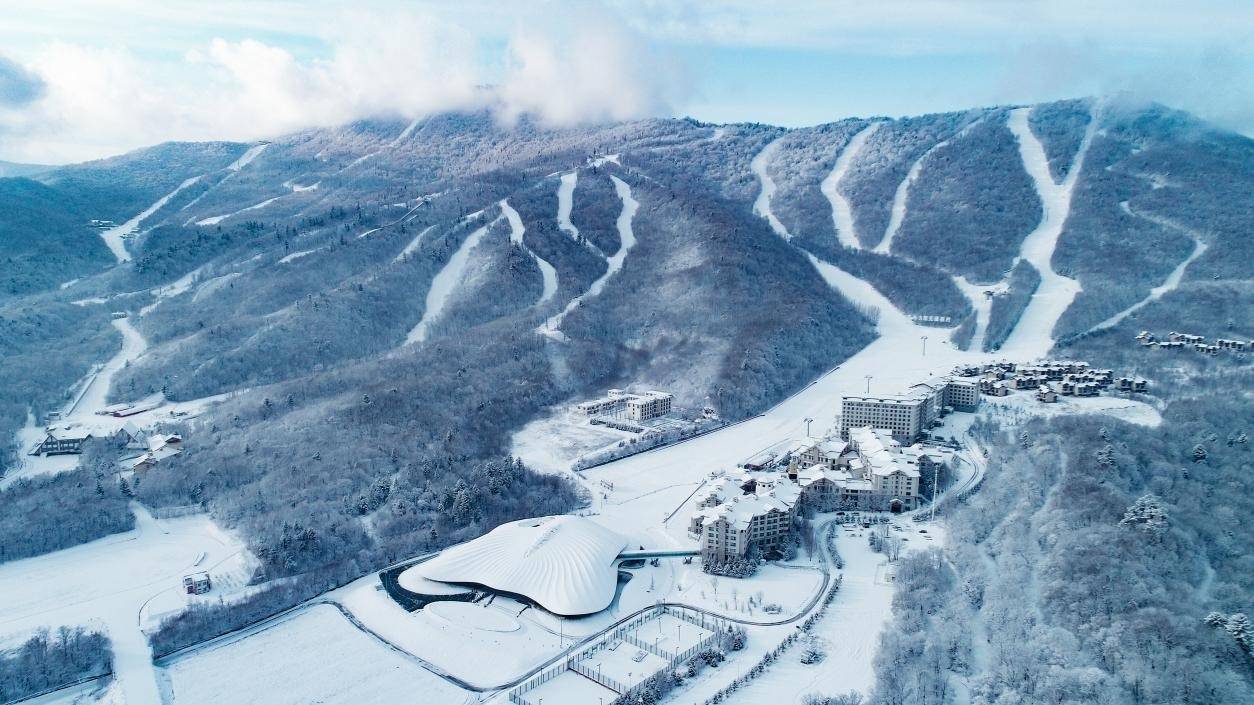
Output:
0,159,50,178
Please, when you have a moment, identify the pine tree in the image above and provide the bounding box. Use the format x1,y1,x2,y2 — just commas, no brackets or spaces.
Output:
1226,613,1251,653
1119,494,1168,538
1192,444,1208,463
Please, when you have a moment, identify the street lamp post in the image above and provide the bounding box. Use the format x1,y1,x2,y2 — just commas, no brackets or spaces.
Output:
921,335,928,356
864,375,872,393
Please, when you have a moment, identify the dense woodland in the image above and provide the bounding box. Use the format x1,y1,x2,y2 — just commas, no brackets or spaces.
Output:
0,628,112,703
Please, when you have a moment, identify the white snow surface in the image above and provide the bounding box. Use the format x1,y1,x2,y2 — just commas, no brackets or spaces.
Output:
404,218,495,345
952,275,1007,352
0,506,250,705
98,175,202,263
542,175,638,336
998,106,1095,358
163,603,466,705
751,137,791,241
404,515,627,616
822,122,881,250
555,171,590,249
500,198,558,306
277,247,320,264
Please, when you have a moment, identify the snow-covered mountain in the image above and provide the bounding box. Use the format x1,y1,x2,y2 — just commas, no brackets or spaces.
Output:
2,96,1251,591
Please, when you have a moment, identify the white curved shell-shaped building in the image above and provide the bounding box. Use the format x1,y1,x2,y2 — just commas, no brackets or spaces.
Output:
402,515,628,616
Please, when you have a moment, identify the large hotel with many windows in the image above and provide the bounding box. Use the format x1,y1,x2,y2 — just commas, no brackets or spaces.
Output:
839,376,979,442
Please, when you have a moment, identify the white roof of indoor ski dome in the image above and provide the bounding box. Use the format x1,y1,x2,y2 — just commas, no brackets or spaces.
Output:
399,515,628,616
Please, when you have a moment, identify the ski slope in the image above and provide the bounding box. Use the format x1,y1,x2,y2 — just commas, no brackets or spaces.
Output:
998,107,1095,358
876,115,985,254
1088,203,1209,333
822,122,881,250
542,175,638,337
394,224,436,262
500,199,558,306
750,132,907,330
952,275,1006,352
405,219,495,345
556,173,580,241
750,137,791,241
196,194,284,226
227,144,268,171
98,175,202,263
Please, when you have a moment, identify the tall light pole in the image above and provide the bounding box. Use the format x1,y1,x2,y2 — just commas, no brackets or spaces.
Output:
804,417,813,438
921,335,928,357
930,460,940,523
864,375,872,393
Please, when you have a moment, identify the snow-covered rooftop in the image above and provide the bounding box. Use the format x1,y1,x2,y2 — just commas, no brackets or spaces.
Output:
405,515,628,616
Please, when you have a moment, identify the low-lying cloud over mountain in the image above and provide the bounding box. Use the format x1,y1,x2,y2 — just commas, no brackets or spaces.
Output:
0,4,688,163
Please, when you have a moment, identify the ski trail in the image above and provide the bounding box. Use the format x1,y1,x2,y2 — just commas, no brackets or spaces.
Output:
227,144,268,171
750,137,791,240
556,171,605,258
998,106,1096,358
196,194,284,226
806,254,911,333
278,248,320,264
405,219,496,345
822,122,881,250
952,275,1006,352
876,116,985,254
500,199,558,306
1087,202,1208,333
556,173,580,240
542,175,638,338
394,225,436,263
99,175,202,263
749,128,910,333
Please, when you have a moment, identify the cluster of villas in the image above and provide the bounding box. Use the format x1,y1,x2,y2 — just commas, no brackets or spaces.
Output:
688,427,952,562
30,422,183,474
1136,330,1250,355
954,360,1147,403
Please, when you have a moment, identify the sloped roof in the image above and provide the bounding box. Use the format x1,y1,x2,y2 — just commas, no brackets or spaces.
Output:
408,515,627,616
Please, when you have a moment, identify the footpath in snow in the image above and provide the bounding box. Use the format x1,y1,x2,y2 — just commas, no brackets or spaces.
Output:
997,107,1095,358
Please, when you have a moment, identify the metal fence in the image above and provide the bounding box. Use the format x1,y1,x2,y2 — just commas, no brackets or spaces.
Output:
507,606,721,705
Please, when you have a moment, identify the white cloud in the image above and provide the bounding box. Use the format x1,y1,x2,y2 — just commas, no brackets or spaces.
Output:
495,3,689,127
0,3,689,163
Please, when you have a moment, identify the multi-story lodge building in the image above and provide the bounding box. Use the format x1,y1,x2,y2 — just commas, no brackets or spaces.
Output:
573,389,673,422
795,427,948,512
839,376,979,442
690,477,798,561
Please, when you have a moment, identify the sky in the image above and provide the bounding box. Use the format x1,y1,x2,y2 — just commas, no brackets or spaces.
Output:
0,0,1252,163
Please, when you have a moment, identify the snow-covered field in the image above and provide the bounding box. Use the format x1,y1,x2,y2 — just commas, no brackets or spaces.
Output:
0,506,252,705
161,604,469,705
509,413,635,475
335,577,565,688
